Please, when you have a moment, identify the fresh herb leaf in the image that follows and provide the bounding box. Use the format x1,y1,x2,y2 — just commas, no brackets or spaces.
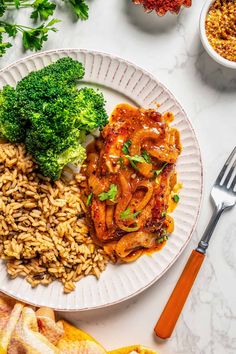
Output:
22,19,60,51
122,139,132,155
0,2,6,17
4,23,18,37
31,0,56,20
120,208,141,220
154,162,168,178
117,157,124,168
86,192,93,206
0,39,12,56
142,149,151,163
68,0,89,20
0,27,12,57
124,154,146,171
125,154,146,163
129,159,139,171
0,0,90,58
14,0,21,9
98,184,118,202
173,194,180,203
161,211,167,217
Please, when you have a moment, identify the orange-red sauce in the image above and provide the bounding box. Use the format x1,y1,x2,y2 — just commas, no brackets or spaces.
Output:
85,104,182,262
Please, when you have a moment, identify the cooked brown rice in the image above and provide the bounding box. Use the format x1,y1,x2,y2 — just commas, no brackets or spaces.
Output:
0,142,108,293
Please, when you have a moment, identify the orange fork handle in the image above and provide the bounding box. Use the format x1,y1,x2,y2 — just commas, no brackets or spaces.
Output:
154,249,205,339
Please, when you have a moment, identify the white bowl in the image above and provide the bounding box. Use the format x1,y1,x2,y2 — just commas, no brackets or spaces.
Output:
200,0,236,69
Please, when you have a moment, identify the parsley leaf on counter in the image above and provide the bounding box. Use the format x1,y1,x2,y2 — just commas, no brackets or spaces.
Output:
0,0,90,57
98,184,118,202
22,19,60,51
0,29,12,56
68,0,89,20
31,0,56,20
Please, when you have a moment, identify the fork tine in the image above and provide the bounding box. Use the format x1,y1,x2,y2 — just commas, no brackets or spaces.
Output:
215,146,236,185
230,173,236,192
222,155,236,188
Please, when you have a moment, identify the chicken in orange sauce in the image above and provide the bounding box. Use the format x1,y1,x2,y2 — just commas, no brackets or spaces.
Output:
85,104,182,262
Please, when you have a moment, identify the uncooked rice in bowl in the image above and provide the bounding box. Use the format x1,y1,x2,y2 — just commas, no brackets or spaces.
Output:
0,142,109,293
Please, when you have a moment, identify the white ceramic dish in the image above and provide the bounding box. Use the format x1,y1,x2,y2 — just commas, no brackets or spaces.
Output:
0,49,203,311
200,0,236,69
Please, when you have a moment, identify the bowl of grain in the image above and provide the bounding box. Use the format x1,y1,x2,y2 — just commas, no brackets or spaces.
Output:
200,0,236,69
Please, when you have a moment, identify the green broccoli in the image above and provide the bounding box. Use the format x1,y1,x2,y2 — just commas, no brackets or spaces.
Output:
74,87,108,132
0,57,109,180
16,57,85,121
35,142,86,181
0,85,25,142
25,125,81,154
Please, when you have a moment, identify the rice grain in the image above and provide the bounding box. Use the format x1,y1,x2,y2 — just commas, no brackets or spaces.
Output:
0,142,109,293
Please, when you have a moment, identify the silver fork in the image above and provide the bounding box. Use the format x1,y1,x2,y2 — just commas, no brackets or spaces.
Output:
154,146,236,339
196,146,236,254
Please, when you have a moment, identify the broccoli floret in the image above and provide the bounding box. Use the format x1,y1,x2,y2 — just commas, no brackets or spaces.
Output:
35,142,86,180
4,57,109,181
16,57,85,121
74,87,108,132
25,125,81,153
37,57,85,84
0,85,25,142
17,57,85,91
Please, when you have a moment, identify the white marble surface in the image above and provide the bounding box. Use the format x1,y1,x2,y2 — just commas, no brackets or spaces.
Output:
1,1,236,353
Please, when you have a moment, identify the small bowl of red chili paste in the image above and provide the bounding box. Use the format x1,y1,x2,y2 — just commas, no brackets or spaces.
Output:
132,0,192,16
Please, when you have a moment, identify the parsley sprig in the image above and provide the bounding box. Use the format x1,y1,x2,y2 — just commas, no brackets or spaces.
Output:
120,208,141,220
122,139,152,171
67,0,89,20
173,194,180,203
86,192,93,206
141,149,151,163
153,162,168,177
0,0,90,57
124,154,146,170
122,139,132,155
98,184,118,203
31,0,56,20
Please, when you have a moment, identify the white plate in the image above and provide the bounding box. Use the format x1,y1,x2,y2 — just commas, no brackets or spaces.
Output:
0,49,203,311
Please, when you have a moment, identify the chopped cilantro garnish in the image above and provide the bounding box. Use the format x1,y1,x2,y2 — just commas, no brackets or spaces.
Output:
98,184,118,202
125,154,146,163
153,162,168,178
118,157,124,167
122,140,132,155
86,192,93,206
124,154,147,171
142,150,151,163
161,211,167,217
120,208,141,220
173,194,180,203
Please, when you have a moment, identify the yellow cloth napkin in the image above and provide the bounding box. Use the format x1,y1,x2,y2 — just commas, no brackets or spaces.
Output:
0,294,157,354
